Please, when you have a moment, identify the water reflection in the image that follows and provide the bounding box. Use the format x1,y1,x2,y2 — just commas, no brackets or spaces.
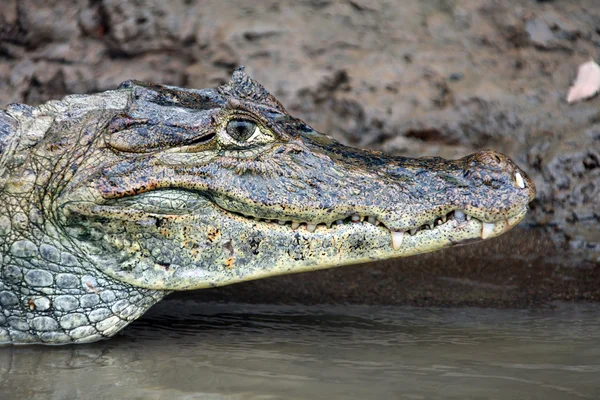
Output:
1,302,599,399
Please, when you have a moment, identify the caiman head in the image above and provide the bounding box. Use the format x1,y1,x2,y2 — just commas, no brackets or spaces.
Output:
54,67,535,291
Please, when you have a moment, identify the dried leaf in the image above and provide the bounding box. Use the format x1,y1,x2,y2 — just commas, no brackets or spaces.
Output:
567,59,600,104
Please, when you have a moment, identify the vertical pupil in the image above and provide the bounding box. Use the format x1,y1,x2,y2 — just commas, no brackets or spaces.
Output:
235,125,247,135
227,119,256,141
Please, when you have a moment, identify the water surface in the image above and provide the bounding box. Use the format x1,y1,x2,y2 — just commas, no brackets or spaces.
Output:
1,301,599,399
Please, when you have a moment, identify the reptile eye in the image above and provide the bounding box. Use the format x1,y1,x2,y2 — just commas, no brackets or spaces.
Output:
226,119,257,142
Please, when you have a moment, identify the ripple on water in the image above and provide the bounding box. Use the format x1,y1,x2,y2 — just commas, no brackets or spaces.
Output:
1,302,599,400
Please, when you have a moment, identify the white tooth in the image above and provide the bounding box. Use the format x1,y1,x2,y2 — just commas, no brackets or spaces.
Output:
391,231,404,250
455,210,466,221
278,220,286,225
336,220,344,225
466,215,472,221
481,222,495,239
506,215,521,226
410,229,417,235
291,221,300,229
306,223,317,232
515,172,525,189
441,216,447,223
375,220,381,226
436,219,442,225
326,221,332,228
351,214,361,222
368,216,376,225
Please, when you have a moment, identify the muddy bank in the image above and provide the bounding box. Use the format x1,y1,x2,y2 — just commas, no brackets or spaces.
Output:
0,0,598,304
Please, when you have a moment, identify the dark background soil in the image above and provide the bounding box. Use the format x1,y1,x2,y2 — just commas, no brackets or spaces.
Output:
1,0,598,305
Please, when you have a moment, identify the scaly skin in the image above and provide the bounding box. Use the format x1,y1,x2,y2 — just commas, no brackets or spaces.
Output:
0,68,535,345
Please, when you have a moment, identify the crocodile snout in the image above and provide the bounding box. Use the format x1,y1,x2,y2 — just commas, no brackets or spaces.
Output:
466,150,536,202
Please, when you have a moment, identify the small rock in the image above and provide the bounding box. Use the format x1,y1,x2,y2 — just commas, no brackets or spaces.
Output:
567,60,600,104
449,72,463,82
525,19,556,49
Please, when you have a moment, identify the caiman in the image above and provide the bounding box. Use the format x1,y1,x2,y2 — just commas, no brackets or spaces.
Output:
0,68,535,345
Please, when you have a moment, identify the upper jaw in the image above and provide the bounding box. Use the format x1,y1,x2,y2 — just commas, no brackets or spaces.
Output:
205,170,532,236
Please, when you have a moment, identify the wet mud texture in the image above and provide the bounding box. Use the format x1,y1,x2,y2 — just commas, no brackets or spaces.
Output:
1,0,598,304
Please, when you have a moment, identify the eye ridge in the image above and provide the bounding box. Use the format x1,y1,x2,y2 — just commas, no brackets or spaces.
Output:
226,119,257,142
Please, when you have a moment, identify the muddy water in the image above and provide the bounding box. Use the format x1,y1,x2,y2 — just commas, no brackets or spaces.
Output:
1,301,599,399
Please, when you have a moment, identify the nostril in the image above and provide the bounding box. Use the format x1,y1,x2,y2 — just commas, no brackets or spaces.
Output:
464,151,508,180
474,150,506,167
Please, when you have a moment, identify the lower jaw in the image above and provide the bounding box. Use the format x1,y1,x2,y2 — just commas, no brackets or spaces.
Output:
383,209,526,257
194,208,528,287
388,209,526,253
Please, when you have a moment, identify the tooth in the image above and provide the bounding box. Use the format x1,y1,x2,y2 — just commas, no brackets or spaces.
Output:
336,220,343,225
481,222,495,239
466,215,472,221
278,220,286,225
326,221,333,228
506,215,521,226
391,231,404,250
455,210,466,221
351,214,361,222
436,219,442,225
410,229,417,235
306,223,317,232
515,172,525,189
291,221,300,229
375,220,381,226
441,216,447,223
368,216,376,225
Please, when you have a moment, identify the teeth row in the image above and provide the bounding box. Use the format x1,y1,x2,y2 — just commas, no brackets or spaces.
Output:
253,214,383,233
251,210,510,248
392,216,503,250
254,210,464,235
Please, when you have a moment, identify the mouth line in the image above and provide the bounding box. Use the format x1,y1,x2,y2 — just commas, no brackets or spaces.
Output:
82,188,525,252
227,207,526,250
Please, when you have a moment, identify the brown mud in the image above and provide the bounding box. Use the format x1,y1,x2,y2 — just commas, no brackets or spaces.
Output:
1,0,598,305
